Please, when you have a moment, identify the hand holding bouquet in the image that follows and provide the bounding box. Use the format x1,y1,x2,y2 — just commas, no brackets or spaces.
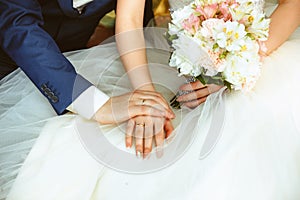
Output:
168,0,270,108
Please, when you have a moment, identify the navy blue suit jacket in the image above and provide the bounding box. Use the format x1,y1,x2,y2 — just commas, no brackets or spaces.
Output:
0,0,153,114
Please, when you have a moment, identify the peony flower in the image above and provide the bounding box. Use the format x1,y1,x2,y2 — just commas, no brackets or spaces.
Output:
200,18,225,39
223,54,261,91
170,33,216,77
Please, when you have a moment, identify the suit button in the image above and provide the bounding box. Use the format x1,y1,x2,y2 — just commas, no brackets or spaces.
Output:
41,84,47,91
44,88,51,94
51,96,58,103
49,92,55,98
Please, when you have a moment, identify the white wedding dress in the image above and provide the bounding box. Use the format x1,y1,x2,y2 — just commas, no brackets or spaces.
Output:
1,0,300,199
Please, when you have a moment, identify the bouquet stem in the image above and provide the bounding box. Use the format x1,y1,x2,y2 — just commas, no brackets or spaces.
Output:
169,76,197,109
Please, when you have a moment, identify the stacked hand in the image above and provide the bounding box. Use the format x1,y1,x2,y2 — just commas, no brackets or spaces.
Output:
176,80,223,108
93,81,222,158
93,90,175,159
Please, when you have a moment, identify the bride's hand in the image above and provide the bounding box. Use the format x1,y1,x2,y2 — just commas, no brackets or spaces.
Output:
176,80,223,108
93,90,175,124
125,115,174,159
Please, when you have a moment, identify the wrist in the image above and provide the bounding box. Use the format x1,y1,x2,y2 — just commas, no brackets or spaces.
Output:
135,83,156,91
92,98,111,124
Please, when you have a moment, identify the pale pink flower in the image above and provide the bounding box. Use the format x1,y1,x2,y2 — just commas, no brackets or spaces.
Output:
201,18,225,38
196,3,218,20
226,0,239,8
219,2,232,21
207,50,227,72
182,14,200,35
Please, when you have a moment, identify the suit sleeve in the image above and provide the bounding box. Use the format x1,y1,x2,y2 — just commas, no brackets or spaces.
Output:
0,0,92,114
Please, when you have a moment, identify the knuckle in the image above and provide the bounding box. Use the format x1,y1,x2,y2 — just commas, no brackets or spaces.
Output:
196,90,205,98
140,105,148,114
144,147,152,153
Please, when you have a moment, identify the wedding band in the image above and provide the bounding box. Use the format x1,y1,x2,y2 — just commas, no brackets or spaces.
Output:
136,123,145,127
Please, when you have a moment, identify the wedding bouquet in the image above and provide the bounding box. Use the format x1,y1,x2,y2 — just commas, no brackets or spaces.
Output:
168,0,270,107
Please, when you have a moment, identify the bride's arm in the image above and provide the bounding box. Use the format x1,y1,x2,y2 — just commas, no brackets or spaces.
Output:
115,0,174,158
115,0,155,91
261,0,300,55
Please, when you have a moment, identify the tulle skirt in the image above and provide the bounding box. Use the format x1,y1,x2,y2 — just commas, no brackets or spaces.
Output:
1,4,300,200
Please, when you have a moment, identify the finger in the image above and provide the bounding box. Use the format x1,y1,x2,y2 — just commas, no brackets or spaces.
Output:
183,97,207,108
154,118,165,158
143,122,154,159
135,99,175,118
177,87,209,102
134,90,169,105
129,105,175,119
125,119,135,148
132,97,175,117
207,84,223,94
133,91,174,113
164,119,174,138
179,80,205,91
135,99,165,111
134,123,144,158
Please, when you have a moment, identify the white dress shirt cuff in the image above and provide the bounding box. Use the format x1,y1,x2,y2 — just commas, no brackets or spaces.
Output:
67,86,110,119
73,0,93,9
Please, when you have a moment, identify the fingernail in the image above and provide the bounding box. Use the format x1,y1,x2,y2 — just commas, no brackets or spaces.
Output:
126,145,131,150
136,151,142,159
169,109,175,115
168,113,175,118
144,152,151,160
156,147,163,158
166,135,174,144
143,152,148,159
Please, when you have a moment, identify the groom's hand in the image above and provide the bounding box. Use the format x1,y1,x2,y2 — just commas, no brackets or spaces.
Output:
93,90,175,124
176,80,223,108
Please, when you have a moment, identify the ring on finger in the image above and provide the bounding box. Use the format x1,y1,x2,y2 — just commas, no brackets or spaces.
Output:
141,99,146,105
136,123,145,127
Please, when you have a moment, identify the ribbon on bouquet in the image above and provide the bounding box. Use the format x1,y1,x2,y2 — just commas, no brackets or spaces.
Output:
196,87,227,160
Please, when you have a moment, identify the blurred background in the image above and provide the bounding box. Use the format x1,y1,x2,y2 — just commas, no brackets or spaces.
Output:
87,0,171,47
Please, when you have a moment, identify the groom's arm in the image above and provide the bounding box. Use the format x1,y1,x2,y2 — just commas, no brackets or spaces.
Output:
0,0,109,118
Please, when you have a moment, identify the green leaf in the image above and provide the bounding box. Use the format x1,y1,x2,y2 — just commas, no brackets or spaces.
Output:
213,43,219,50
196,75,207,85
224,80,233,91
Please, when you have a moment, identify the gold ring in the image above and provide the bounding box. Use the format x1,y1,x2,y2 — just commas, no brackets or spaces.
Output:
136,123,145,127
